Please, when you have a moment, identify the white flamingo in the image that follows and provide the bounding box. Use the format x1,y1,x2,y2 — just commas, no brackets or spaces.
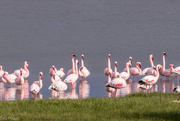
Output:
123,56,132,72
105,73,115,97
30,72,43,95
67,54,76,75
138,64,161,93
55,68,65,79
49,65,57,77
162,64,175,80
104,54,112,76
64,60,79,84
159,52,167,76
119,62,131,81
3,71,17,87
15,68,24,87
14,61,29,79
111,61,120,79
78,54,90,80
142,54,155,76
130,62,142,82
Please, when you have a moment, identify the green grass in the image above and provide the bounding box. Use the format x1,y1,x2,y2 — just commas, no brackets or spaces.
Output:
0,92,180,121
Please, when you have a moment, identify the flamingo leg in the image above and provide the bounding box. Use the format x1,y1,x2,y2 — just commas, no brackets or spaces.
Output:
133,76,135,82
178,75,179,86
145,86,147,93
114,89,117,97
148,85,151,93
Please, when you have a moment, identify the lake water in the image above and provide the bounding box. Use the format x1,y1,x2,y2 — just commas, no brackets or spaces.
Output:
0,0,180,100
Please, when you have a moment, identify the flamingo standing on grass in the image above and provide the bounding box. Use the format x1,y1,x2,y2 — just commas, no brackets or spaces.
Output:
14,61,29,79
30,72,43,96
104,54,112,77
130,62,142,82
138,64,161,93
78,54,90,80
142,54,155,76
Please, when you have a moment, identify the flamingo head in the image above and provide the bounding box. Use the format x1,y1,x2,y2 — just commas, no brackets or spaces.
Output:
39,72,43,79
81,54,84,61
108,54,111,58
150,55,154,61
0,65,2,70
72,54,76,58
129,56,132,64
60,68,64,72
33,81,36,84
137,62,141,68
163,52,167,56
115,61,118,67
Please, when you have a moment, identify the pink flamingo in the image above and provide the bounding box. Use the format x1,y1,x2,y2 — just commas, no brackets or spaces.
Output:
15,68,24,87
162,64,175,80
130,62,142,82
105,73,115,96
138,64,161,93
30,72,43,96
142,54,155,76
111,61,120,79
3,71,17,87
50,74,60,83
64,59,79,84
67,54,76,75
49,65,57,77
0,65,4,77
78,54,90,80
172,66,180,85
14,61,29,79
56,68,65,79
119,62,131,81
106,76,126,97
48,79,67,93
123,56,132,72
159,52,167,76
104,54,113,76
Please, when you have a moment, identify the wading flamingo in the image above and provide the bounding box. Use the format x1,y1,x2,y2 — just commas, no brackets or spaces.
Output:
111,61,120,79
48,79,68,93
173,86,180,100
105,73,115,97
106,76,126,97
138,64,161,93
3,71,17,87
123,57,132,72
159,52,167,76
67,54,76,75
119,62,131,81
78,54,90,80
162,64,175,80
30,72,43,95
55,68,65,79
130,62,142,82
64,60,79,84
14,61,29,79
172,66,180,85
50,74,60,83
15,68,24,87
142,54,155,76
104,54,112,76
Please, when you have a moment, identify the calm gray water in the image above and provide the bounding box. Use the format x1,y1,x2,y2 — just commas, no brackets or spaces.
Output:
0,0,180,100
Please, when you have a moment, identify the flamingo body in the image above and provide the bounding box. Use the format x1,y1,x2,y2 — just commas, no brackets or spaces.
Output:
48,80,67,92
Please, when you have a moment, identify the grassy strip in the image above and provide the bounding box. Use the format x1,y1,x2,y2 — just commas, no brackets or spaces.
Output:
0,92,180,121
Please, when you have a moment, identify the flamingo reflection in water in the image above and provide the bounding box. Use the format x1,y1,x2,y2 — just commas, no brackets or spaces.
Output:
66,82,78,99
79,80,90,99
116,79,131,97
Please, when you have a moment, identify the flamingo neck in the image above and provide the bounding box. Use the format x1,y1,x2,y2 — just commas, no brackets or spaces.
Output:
81,58,84,67
114,64,117,76
150,57,154,68
72,57,75,73
39,78,43,89
137,65,141,73
162,55,166,72
108,57,111,71
108,75,111,83
126,64,130,74
24,66,29,78
75,61,78,75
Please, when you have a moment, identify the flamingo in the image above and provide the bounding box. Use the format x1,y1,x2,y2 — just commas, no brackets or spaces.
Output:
159,52,167,76
130,62,142,82
67,54,76,75
49,65,57,77
15,68,24,87
106,76,126,97
14,61,29,79
64,59,79,84
104,54,113,76
119,62,131,81
0,65,4,77
138,64,161,93
111,61,120,79
50,74,60,83
123,56,132,72
142,54,155,76
78,54,90,80
3,71,17,87
161,64,175,80
48,79,67,92
55,68,65,79
172,66,180,85
30,72,43,95
105,73,115,96
173,86,180,100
